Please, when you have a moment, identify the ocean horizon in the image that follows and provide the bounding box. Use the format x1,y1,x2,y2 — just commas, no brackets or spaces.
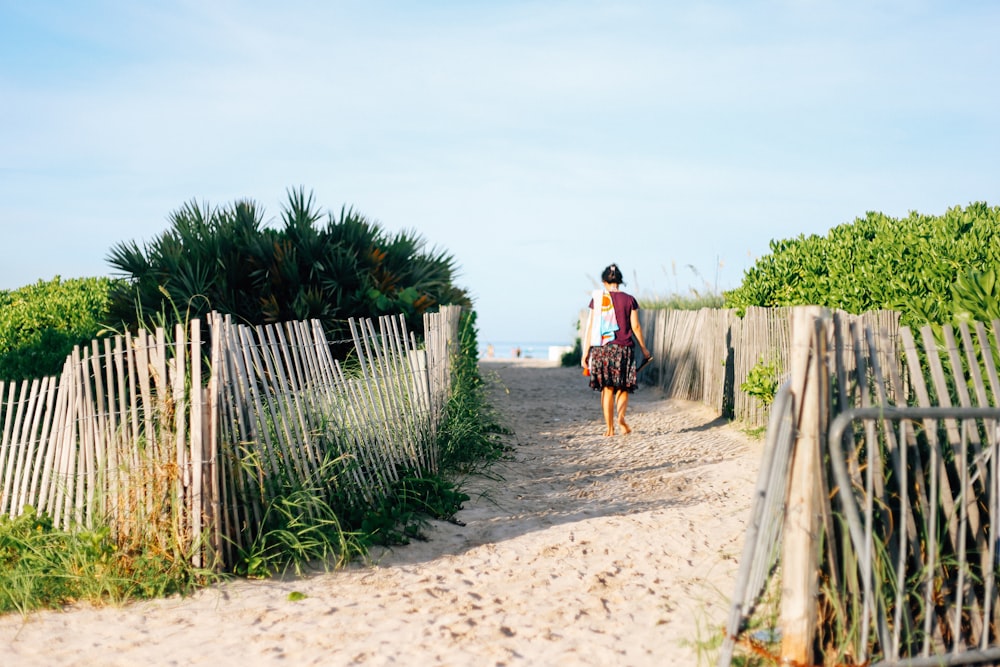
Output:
478,341,573,361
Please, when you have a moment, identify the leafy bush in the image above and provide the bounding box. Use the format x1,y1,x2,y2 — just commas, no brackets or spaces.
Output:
724,202,1000,326
952,267,1000,324
741,356,782,408
0,276,116,381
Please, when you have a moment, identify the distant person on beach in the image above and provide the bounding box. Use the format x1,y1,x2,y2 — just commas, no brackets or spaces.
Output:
581,263,651,436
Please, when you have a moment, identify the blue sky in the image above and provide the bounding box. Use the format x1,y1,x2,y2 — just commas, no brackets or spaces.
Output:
2,1,998,345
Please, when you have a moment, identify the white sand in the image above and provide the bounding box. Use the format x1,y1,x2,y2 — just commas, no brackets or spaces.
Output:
0,361,761,666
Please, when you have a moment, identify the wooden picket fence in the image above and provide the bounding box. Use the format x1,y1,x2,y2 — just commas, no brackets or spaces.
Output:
634,306,901,427
0,306,462,570
719,307,1000,666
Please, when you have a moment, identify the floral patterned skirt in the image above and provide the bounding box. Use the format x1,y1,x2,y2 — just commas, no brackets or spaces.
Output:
588,343,637,392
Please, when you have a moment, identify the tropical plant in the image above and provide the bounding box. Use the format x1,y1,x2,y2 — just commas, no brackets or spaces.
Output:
105,187,470,353
0,276,117,381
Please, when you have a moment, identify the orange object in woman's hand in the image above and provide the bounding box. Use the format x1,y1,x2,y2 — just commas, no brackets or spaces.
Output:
582,368,590,376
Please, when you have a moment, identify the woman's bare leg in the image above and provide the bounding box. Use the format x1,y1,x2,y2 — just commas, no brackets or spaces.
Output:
601,387,616,436
615,391,632,434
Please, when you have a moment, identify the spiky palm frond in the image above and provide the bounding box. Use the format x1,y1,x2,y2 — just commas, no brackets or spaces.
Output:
103,188,468,356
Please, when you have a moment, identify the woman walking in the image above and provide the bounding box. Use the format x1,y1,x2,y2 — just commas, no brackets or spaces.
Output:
582,263,651,436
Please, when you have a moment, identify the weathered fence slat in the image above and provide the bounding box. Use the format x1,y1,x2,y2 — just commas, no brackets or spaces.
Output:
273,322,323,478
926,325,990,642
331,357,390,498
188,320,204,568
0,308,461,573
256,324,311,484
724,307,1000,666
14,377,51,516
100,338,120,529
0,381,23,514
78,346,97,528
9,380,38,518
38,362,70,520
780,307,825,663
215,315,257,549
350,317,405,484
171,323,188,551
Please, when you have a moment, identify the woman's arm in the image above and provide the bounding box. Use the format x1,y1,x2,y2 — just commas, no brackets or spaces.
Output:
630,309,650,359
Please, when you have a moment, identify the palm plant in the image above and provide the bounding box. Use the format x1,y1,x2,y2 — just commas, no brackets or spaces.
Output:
106,198,268,329
104,187,470,355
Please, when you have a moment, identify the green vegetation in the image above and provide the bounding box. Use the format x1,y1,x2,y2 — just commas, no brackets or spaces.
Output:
350,474,471,548
1,189,472,380
436,310,511,471
0,307,508,608
0,276,117,381
105,187,470,356
638,291,725,311
721,202,1000,662
0,507,213,615
724,202,1000,326
560,338,583,367
740,356,781,409
224,311,506,579
233,453,367,579
236,470,468,579
0,188,507,612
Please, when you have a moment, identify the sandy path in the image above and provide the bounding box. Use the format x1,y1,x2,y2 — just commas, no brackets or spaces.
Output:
0,360,761,666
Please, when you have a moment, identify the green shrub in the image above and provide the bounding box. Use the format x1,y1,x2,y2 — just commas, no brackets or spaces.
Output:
0,276,116,381
352,473,470,548
724,202,1000,326
951,267,1000,324
741,356,782,408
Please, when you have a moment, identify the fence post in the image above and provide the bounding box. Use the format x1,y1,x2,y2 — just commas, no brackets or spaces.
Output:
780,306,828,663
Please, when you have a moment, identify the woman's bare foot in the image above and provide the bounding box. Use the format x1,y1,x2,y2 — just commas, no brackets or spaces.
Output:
603,428,615,437
618,420,632,435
